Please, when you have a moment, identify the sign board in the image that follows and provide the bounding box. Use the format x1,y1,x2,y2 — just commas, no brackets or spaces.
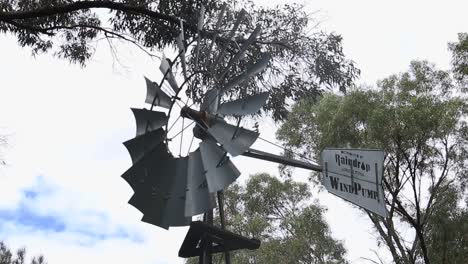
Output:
321,148,387,217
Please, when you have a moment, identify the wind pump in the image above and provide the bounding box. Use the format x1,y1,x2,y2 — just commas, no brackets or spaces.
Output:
121,5,322,264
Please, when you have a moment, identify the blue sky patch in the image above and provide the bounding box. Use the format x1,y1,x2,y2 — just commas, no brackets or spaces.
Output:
0,204,66,232
0,178,65,232
0,175,144,245
23,189,38,199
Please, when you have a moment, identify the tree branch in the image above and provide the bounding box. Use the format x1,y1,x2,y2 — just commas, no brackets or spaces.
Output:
367,212,403,263
0,18,54,36
0,1,180,28
0,0,269,48
41,23,160,59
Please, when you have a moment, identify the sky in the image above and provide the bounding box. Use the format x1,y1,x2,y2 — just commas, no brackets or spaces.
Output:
0,0,467,263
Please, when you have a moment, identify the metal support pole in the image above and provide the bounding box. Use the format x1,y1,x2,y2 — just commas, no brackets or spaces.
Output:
217,191,231,264
199,211,214,264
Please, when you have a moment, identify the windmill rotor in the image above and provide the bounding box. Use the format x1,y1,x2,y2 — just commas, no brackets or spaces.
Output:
120,5,330,264
122,5,271,230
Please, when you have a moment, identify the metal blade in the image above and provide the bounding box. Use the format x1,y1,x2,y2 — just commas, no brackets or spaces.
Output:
185,149,216,216
200,89,219,113
126,156,190,229
129,191,188,229
128,192,165,222
199,139,240,193
218,24,262,80
213,9,246,68
121,142,171,191
123,128,165,164
194,5,206,71
207,120,259,157
144,76,172,108
197,5,205,32
217,92,269,116
159,54,180,93
140,157,190,228
204,3,227,70
176,32,188,80
131,108,168,136
221,53,270,94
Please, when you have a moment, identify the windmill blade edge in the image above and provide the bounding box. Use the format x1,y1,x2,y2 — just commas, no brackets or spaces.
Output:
144,76,172,108
123,128,166,164
185,149,217,217
222,53,271,94
207,120,259,157
217,92,269,116
131,108,168,137
199,140,241,193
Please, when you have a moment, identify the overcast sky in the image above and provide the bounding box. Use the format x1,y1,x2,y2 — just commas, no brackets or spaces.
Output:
0,0,466,263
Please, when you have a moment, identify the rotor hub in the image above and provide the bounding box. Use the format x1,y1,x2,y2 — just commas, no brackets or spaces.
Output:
180,106,216,140
180,106,218,127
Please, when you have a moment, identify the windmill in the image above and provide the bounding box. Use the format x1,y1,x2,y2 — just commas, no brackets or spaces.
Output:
121,4,322,263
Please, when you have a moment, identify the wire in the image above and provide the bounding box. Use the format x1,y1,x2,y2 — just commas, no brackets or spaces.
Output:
168,114,182,133
187,135,195,156
179,117,185,156
168,120,195,141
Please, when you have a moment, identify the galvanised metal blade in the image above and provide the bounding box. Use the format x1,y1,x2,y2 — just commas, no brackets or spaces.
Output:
159,54,180,93
213,9,247,68
185,149,216,217
140,157,191,229
194,5,205,71
218,24,262,80
221,53,270,94
207,120,259,157
200,89,219,113
217,92,269,116
197,5,205,32
129,192,165,223
204,3,227,70
123,128,166,164
176,32,188,80
131,108,168,136
144,76,172,108
121,142,171,192
199,139,240,193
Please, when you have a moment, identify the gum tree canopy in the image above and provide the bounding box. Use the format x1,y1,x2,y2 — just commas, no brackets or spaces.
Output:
449,33,468,89
0,0,359,121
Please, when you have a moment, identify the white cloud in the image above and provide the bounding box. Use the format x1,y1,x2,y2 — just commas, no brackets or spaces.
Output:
0,172,187,264
0,35,187,264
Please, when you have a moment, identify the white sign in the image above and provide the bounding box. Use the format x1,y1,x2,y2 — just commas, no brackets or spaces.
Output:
321,148,387,217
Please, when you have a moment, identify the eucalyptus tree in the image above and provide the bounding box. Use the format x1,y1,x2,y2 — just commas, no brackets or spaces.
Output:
0,241,46,264
277,61,468,263
0,0,359,121
187,173,348,264
449,33,468,89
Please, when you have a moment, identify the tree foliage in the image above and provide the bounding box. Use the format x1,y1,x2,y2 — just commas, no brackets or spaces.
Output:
449,33,468,89
0,0,359,120
0,241,46,264
423,184,468,264
277,61,468,263
187,173,348,264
